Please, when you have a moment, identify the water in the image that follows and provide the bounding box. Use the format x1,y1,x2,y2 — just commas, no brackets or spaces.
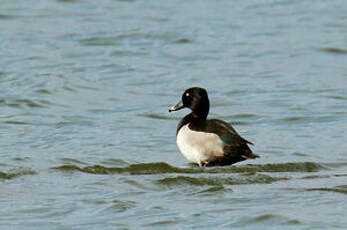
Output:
1,0,347,229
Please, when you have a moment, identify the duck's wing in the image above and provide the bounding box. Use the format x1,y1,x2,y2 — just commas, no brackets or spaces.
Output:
189,119,259,163
208,119,253,146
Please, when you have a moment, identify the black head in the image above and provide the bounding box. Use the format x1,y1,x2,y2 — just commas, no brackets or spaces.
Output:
169,87,210,118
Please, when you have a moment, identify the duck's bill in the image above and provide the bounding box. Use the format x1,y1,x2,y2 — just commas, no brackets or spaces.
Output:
169,101,184,112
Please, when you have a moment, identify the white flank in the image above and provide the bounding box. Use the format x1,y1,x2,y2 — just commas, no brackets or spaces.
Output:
176,124,224,166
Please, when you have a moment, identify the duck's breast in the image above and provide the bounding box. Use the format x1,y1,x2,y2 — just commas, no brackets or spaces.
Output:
176,124,224,164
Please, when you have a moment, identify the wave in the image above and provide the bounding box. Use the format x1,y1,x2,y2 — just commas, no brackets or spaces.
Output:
320,47,347,55
52,161,326,175
0,169,36,180
307,185,347,195
232,214,301,227
156,174,290,187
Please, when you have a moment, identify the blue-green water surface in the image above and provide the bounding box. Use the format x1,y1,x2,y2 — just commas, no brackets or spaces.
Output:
1,0,347,229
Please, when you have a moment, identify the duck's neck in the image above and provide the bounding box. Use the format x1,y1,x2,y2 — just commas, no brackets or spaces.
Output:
177,111,207,135
191,110,208,120
176,102,209,134
192,102,209,120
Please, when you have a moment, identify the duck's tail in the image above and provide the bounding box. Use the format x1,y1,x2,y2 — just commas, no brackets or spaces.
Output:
241,152,260,159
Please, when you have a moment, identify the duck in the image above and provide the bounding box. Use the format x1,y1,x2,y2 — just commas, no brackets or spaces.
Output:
169,87,259,166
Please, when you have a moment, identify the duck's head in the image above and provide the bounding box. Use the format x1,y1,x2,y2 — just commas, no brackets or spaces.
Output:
169,87,210,118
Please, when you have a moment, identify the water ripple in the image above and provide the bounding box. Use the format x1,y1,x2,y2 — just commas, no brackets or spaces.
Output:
104,199,137,213
307,185,347,195
138,113,177,120
0,169,36,180
233,214,301,227
52,162,326,175
156,174,289,187
320,47,347,55
0,14,16,20
0,98,44,109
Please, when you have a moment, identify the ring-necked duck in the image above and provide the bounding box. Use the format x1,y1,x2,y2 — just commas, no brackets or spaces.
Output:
169,87,259,166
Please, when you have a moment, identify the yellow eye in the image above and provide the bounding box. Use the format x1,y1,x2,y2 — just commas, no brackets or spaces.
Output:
186,93,190,97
